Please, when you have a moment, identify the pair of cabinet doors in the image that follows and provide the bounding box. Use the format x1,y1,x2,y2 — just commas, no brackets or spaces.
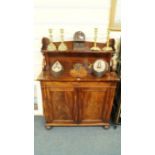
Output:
41,82,116,126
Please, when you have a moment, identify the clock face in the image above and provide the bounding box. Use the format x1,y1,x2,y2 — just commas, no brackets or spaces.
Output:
51,61,63,72
74,31,85,41
93,59,107,72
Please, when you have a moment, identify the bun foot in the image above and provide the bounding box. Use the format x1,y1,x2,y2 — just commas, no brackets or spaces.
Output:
103,125,110,129
45,125,53,130
113,125,117,129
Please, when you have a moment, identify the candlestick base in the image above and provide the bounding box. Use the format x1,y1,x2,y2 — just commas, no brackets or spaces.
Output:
90,46,101,51
58,42,68,51
47,42,57,51
102,46,113,51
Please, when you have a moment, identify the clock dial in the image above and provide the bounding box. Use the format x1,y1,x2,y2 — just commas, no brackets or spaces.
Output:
92,59,108,77
51,61,63,72
93,59,106,72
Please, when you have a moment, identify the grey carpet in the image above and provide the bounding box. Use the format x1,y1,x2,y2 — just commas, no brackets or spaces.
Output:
34,116,121,155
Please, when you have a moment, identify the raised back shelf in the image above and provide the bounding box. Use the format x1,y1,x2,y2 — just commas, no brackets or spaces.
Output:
43,50,113,72
39,39,118,82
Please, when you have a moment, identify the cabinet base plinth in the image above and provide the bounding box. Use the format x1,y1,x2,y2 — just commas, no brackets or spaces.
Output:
45,122,110,127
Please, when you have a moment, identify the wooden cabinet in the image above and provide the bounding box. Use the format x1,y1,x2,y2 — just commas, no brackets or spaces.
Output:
40,81,117,127
38,41,119,128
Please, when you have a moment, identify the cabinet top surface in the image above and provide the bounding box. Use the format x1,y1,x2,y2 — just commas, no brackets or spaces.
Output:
37,71,120,82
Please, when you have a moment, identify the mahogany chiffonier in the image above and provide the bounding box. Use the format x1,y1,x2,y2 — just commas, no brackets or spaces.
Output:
37,40,119,129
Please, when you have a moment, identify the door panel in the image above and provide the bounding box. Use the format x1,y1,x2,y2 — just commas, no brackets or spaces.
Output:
44,87,77,123
78,87,109,123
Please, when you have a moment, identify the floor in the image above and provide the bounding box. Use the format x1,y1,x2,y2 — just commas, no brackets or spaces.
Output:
34,116,121,155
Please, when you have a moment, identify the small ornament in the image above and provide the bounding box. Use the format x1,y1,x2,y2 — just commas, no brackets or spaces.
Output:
70,63,87,78
92,59,108,77
103,29,113,51
90,28,101,51
58,29,68,51
73,31,88,50
47,29,57,51
51,61,64,77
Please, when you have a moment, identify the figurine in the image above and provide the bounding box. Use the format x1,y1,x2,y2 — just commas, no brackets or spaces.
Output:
70,63,87,78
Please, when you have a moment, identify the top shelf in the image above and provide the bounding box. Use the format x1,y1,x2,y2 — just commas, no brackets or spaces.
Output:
42,50,113,53
42,50,114,58
41,40,116,53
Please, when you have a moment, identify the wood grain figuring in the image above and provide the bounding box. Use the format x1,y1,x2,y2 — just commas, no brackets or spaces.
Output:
40,81,118,126
105,87,116,121
79,88,108,123
44,87,76,123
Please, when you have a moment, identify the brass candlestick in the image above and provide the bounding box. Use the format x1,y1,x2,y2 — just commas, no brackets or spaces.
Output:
47,29,57,51
90,28,101,51
58,29,68,51
103,29,112,51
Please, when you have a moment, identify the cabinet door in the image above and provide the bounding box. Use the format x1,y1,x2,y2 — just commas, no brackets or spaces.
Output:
78,87,115,124
43,87,77,124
